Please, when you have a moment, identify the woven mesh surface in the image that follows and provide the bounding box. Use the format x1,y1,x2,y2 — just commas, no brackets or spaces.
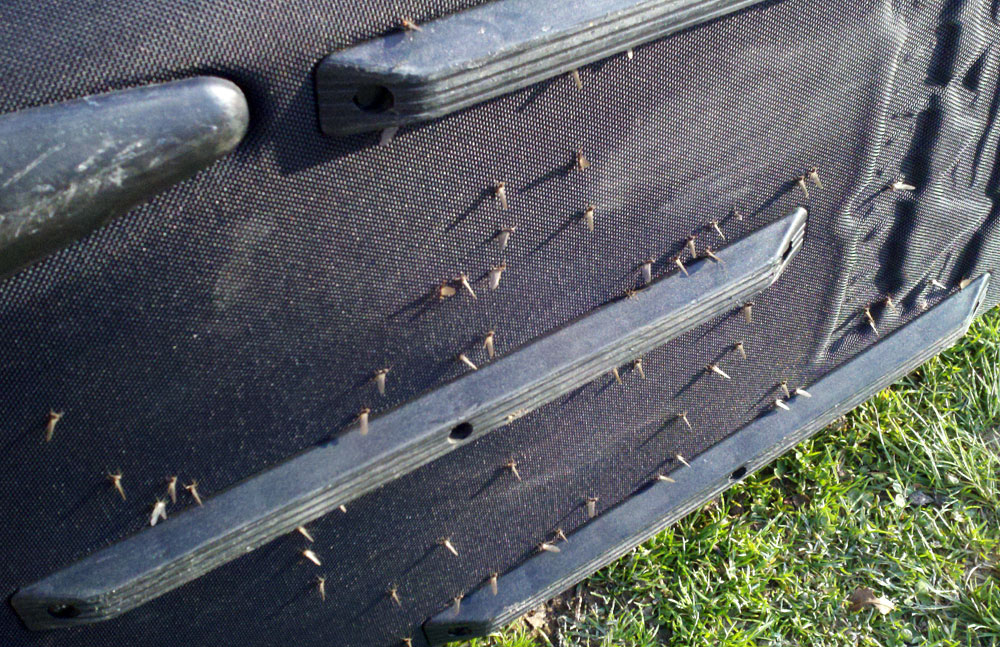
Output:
0,0,998,645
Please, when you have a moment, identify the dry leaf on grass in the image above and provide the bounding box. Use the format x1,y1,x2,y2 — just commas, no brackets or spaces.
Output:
848,587,895,615
523,604,547,630
908,490,935,507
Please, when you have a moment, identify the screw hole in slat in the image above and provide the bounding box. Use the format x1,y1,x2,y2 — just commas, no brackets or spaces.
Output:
352,85,394,113
47,604,80,619
449,422,474,441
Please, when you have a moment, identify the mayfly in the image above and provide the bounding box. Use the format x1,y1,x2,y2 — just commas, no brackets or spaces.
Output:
44,410,63,442
107,472,126,501
641,259,653,284
439,538,459,556
707,363,731,380
316,576,327,601
185,480,203,506
358,407,371,435
458,354,478,371
484,330,496,359
488,264,506,290
150,499,168,527
495,182,508,210
497,226,515,250
796,175,810,199
400,17,423,31
808,167,823,189
374,368,389,395
584,204,595,232
458,273,476,299
166,475,178,504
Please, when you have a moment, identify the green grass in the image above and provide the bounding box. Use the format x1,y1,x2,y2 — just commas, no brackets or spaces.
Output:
466,307,1000,647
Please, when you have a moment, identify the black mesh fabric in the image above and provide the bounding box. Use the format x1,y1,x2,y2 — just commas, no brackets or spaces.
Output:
0,1,997,646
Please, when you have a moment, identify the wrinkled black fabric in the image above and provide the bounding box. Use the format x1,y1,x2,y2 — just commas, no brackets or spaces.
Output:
0,1,997,646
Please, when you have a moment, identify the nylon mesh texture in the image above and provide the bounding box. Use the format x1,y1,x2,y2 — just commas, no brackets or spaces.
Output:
0,1,997,646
